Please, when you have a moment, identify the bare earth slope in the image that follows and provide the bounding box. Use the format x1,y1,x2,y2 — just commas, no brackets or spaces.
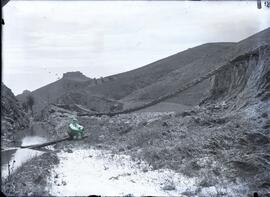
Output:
203,27,270,107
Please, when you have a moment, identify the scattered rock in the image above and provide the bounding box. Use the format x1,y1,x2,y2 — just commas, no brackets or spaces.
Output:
212,117,227,124
33,175,43,184
262,120,270,129
181,189,197,196
109,176,119,180
259,181,270,188
230,160,259,175
123,194,134,197
162,122,169,127
119,126,133,135
245,132,269,145
142,167,148,173
198,177,216,187
142,122,148,126
99,135,105,140
181,111,193,117
97,144,103,148
162,183,176,191
119,147,125,152
261,112,268,118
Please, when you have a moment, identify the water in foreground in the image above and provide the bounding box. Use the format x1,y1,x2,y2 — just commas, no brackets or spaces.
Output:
1,136,47,179
47,148,197,196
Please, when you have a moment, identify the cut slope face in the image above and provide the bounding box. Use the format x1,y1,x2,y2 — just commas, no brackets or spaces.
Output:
207,46,270,107
203,28,270,108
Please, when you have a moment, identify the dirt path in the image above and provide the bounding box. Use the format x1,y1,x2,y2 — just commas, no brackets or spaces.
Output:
46,148,197,196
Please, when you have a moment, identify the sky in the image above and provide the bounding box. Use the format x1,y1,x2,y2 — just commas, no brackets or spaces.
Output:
2,1,270,95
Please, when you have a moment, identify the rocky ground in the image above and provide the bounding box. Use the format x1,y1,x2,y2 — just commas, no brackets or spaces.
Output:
2,99,269,196
1,151,59,196
78,101,270,196
1,83,30,149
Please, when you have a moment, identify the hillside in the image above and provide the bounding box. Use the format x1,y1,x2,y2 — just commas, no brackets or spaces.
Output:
16,28,270,119
87,42,235,102
1,83,29,148
18,29,270,118
16,43,236,116
13,26,269,142
121,28,270,107
17,71,122,116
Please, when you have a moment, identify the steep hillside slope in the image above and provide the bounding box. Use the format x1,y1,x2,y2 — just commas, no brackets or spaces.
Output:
16,28,270,117
76,28,270,117
1,83,29,148
122,28,270,106
121,43,232,104
17,43,235,116
205,45,270,107
87,43,235,101
202,28,270,108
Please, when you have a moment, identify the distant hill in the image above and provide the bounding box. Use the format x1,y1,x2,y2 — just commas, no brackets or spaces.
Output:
17,71,123,116
16,27,270,116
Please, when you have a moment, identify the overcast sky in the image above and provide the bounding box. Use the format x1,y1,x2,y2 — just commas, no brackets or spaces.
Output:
2,1,270,95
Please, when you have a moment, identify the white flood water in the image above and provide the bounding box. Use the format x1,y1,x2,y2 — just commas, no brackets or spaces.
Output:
1,136,47,179
47,148,197,196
